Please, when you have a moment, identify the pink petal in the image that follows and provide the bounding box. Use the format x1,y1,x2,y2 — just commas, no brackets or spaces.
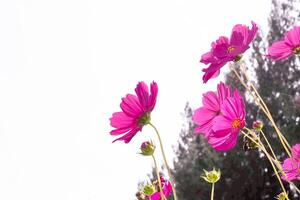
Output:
202,91,219,111
292,144,300,159
213,43,230,59
267,40,293,60
217,82,231,103
112,126,141,143
212,115,232,136
282,157,300,181
200,52,216,64
110,127,132,135
284,26,300,47
110,112,135,129
120,94,143,117
229,30,244,47
233,90,246,118
135,81,150,111
202,60,226,83
148,81,158,111
220,97,239,119
193,107,217,135
246,21,258,45
208,131,238,151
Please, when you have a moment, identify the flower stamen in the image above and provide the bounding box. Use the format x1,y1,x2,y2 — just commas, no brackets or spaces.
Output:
293,46,300,54
231,119,242,129
227,46,236,53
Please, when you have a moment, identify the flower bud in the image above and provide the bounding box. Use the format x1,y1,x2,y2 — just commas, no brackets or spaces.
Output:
201,168,221,184
276,192,288,200
142,184,156,196
140,141,155,156
252,120,263,131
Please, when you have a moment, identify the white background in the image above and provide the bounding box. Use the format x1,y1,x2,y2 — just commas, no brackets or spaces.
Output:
0,0,270,199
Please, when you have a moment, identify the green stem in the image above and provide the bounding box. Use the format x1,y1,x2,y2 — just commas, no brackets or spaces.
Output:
152,155,165,200
149,122,178,200
211,183,214,200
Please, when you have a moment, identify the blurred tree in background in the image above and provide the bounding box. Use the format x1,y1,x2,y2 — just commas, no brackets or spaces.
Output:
172,0,300,199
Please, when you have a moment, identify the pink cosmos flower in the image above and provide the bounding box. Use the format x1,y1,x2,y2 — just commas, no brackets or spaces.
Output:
109,81,158,143
267,26,300,60
208,90,246,151
150,176,172,200
193,82,231,137
281,144,300,182
281,157,300,181
200,21,258,83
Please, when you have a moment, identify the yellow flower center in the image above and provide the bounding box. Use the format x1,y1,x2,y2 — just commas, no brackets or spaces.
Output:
293,46,300,54
227,46,236,53
231,119,242,129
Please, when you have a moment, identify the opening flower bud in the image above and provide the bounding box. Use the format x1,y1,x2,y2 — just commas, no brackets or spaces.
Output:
276,192,288,200
252,120,263,131
201,168,221,184
142,183,156,196
140,141,155,156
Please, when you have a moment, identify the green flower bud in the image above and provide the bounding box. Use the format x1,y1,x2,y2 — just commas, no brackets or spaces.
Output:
142,183,156,196
201,168,221,184
140,141,155,156
252,120,263,131
276,192,288,200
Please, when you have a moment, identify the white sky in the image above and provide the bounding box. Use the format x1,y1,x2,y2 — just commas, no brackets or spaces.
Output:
0,0,270,199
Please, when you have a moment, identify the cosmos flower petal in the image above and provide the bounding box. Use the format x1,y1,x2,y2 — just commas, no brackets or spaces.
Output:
284,26,300,47
247,21,258,45
217,82,231,103
110,112,135,129
120,94,143,117
212,115,232,135
292,144,300,159
229,30,244,47
193,107,218,135
200,52,217,64
202,91,219,111
135,82,150,111
202,61,226,83
208,132,238,151
267,41,293,60
148,81,158,111
110,127,132,136
112,126,141,143
281,157,300,181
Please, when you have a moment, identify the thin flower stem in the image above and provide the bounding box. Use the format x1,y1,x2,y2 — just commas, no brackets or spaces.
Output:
210,183,215,200
230,66,269,115
289,182,300,195
239,62,292,154
241,130,288,198
231,64,291,157
246,129,300,195
149,123,178,200
152,155,166,200
260,130,278,162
